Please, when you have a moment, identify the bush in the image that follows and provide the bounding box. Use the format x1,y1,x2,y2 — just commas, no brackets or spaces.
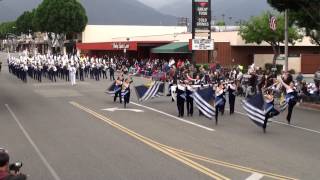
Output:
265,63,283,75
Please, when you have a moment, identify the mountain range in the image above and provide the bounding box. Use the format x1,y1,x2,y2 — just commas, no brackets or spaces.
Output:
0,0,177,25
0,0,271,25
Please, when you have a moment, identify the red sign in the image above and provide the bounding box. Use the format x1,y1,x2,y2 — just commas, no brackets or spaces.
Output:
77,42,138,51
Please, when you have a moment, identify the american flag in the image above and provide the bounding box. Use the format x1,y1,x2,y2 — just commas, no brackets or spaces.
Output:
269,15,277,31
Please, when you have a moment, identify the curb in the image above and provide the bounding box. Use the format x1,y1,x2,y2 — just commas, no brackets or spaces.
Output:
297,102,320,112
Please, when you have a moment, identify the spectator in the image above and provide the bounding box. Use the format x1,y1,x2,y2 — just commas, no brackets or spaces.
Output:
296,72,304,83
314,68,320,87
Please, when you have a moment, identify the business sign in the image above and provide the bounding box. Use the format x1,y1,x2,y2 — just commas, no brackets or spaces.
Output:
192,0,211,35
112,42,130,50
192,39,214,50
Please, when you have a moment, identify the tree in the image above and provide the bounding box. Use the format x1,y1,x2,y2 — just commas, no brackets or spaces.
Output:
268,0,320,45
0,21,17,39
16,10,36,35
215,21,226,26
267,0,302,11
239,12,302,65
33,0,88,53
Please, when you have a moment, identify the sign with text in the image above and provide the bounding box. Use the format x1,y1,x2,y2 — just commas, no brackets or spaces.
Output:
192,0,211,35
192,39,214,50
112,42,130,50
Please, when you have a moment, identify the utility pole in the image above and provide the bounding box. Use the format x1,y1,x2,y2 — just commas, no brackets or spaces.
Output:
284,9,289,72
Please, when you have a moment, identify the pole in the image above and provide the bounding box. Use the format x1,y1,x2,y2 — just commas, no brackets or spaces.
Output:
284,9,289,72
208,0,212,64
192,0,196,65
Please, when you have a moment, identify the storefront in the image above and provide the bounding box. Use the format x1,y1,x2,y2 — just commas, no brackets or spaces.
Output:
76,41,170,60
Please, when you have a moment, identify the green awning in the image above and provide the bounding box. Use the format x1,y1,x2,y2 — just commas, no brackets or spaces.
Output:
151,42,191,54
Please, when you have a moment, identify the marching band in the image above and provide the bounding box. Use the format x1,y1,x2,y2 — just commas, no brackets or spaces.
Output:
6,51,301,133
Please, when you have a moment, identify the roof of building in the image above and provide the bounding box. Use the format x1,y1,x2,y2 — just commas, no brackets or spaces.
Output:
112,31,318,47
81,25,318,48
82,25,188,43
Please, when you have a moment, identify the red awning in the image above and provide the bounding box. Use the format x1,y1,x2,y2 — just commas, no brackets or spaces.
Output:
77,42,138,51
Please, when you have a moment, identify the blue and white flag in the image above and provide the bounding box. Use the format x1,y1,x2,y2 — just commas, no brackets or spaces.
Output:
106,82,122,96
193,87,215,119
134,81,162,102
155,82,165,97
242,93,273,127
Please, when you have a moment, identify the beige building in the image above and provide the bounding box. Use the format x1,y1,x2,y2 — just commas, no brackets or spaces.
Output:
77,25,320,73
81,25,188,43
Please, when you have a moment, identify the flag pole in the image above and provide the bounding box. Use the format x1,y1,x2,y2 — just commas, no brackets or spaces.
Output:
284,9,289,72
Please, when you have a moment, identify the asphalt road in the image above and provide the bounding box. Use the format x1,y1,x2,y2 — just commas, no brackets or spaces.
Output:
1,52,320,180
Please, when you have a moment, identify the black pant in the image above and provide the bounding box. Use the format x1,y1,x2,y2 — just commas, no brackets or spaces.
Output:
168,84,173,95
102,71,107,79
287,100,296,123
95,72,100,81
177,97,185,117
215,106,220,124
80,70,84,81
229,95,236,114
65,71,69,81
263,109,280,131
215,103,225,124
110,72,115,81
53,72,56,82
114,90,122,103
124,92,130,108
37,71,42,82
186,97,193,116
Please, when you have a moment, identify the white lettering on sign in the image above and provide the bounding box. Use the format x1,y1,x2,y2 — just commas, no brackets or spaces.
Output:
192,39,214,50
112,43,130,49
197,22,209,26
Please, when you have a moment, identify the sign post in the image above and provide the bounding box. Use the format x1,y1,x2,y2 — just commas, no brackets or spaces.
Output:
192,0,212,64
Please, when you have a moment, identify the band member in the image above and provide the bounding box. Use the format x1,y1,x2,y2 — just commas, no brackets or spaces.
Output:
114,76,123,103
109,63,115,81
167,77,174,97
176,81,186,117
227,81,236,115
186,81,194,117
122,78,132,108
79,62,85,81
263,90,280,133
280,79,297,124
215,82,226,125
70,65,77,86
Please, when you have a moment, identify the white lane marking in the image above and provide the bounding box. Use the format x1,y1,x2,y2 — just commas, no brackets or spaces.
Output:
245,173,264,180
5,104,62,180
130,102,215,132
232,109,320,135
102,107,144,113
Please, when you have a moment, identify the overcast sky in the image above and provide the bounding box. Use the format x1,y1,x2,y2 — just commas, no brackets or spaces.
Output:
137,0,179,8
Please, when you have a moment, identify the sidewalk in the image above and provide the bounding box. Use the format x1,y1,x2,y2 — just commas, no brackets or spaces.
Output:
298,102,320,112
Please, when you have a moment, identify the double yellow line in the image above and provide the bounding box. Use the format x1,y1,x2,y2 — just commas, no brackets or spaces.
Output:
70,101,297,180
